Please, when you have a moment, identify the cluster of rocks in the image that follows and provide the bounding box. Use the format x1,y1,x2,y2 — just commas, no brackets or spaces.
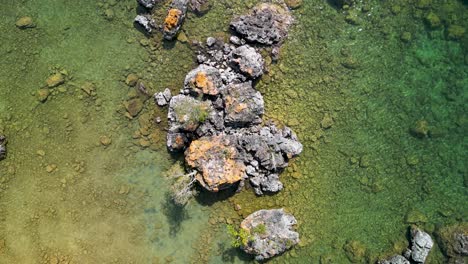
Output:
240,209,299,261
379,227,434,264
157,2,301,196
0,135,6,161
135,0,210,39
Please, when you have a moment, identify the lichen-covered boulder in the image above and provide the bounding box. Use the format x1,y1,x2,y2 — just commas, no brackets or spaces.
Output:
185,135,246,192
223,82,264,127
163,0,188,40
240,208,299,261
378,255,410,264
409,228,434,263
184,64,223,96
436,222,468,262
230,3,293,46
230,45,264,79
167,94,212,133
0,135,7,161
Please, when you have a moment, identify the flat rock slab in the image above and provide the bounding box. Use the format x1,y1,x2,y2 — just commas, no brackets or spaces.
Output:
240,208,299,261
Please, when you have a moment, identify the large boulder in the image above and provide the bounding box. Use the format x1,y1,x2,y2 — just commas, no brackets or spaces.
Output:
0,135,6,161
163,0,188,40
185,135,246,192
230,3,293,46
167,94,212,133
436,223,468,263
409,228,434,263
223,82,264,127
184,64,223,96
230,45,264,79
240,208,299,261
378,255,410,264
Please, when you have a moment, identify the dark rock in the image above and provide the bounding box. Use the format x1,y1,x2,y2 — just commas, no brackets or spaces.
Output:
223,82,264,127
189,0,211,15
230,45,265,79
137,0,159,9
163,0,188,40
378,255,410,264
409,228,433,263
167,132,190,151
436,223,468,261
134,15,156,33
185,135,246,192
230,3,293,46
154,88,172,106
240,208,299,261
0,135,7,161
124,98,144,117
184,64,223,96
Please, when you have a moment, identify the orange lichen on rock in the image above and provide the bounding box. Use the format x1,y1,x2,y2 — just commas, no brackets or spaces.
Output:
186,136,245,192
164,9,182,31
193,71,217,95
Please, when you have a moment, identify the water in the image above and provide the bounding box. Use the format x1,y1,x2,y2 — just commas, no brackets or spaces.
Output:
0,0,467,263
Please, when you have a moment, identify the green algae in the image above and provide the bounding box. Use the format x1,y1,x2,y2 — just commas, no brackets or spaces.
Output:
1,0,467,263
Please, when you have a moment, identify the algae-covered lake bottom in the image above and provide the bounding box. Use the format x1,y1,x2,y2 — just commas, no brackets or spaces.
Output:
0,0,467,263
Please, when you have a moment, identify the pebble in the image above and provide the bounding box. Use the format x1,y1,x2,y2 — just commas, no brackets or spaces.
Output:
15,16,35,29
100,136,112,146
46,164,57,173
125,73,139,87
206,37,216,47
46,73,65,88
37,88,50,102
321,113,334,129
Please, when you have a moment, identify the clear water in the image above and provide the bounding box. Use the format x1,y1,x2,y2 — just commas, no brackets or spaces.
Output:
0,0,466,263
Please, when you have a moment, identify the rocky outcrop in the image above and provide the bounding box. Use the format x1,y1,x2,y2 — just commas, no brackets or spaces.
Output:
163,0,189,40
240,209,299,261
408,228,434,263
230,3,293,46
436,223,468,263
378,255,410,264
185,135,246,192
230,45,265,79
0,135,6,161
134,15,156,34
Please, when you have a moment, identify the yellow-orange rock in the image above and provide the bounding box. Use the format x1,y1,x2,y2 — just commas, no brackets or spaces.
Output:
164,9,182,31
185,135,245,192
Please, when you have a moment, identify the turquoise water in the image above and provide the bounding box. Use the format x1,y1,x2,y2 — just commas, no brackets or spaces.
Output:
0,0,466,263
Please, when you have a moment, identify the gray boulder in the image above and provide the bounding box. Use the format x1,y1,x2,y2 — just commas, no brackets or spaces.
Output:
230,45,264,79
0,135,6,161
154,88,172,106
230,3,293,46
184,64,223,96
240,208,299,261
134,15,156,34
410,228,434,263
223,82,264,127
137,0,159,9
378,255,410,264
163,0,188,40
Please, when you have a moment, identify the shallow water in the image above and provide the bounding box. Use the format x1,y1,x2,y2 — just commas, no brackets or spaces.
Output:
1,0,467,263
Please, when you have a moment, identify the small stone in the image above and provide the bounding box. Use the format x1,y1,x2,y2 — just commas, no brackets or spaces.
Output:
425,12,441,29
139,138,151,147
100,136,112,146
15,16,35,29
359,155,370,168
124,98,144,117
285,0,303,9
405,209,428,224
46,73,65,88
320,113,334,129
46,164,57,173
406,155,419,166
104,9,114,20
400,32,412,43
447,25,465,40
410,120,429,138
81,82,95,95
125,73,139,87
343,240,366,263
37,88,50,102
229,36,241,45
206,37,216,47
177,31,188,43
36,150,45,156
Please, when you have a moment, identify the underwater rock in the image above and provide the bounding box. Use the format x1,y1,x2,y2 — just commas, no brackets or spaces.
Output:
410,120,429,138
15,16,35,29
409,228,433,263
126,73,139,87
378,255,410,264
230,45,265,79
435,223,468,261
154,88,172,106
37,88,50,102
46,73,65,88
285,0,303,9
137,0,159,9
124,98,144,117
185,135,246,192
189,0,211,15
447,25,465,41
134,15,156,33
0,135,7,161
223,81,264,127
230,3,293,46
343,240,367,263
184,64,223,96
163,0,188,40
240,208,299,261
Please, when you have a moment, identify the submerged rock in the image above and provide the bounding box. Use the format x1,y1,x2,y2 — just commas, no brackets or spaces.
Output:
184,64,223,96
230,45,265,79
189,0,211,15
137,0,159,9
436,223,468,262
240,208,299,261
185,135,246,192
0,135,7,161
163,0,188,40
154,88,172,106
230,3,293,46
15,16,35,29
378,255,410,264
134,14,156,33
409,228,434,263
